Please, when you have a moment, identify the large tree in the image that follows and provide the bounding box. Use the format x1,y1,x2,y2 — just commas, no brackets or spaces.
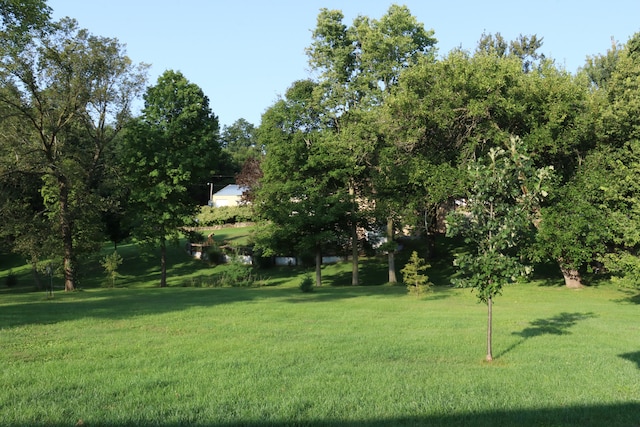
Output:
306,5,437,284
447,137,552,361
255,80,351,286
0,17,147,291
120,70,220,287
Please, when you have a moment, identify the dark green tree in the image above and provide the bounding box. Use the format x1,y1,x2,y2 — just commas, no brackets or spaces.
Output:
306,5,437,284
220,118,260,170
255,80,351,286
120,70,220,287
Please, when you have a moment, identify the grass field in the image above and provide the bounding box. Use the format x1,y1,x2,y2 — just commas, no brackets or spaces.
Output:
1,235,639,426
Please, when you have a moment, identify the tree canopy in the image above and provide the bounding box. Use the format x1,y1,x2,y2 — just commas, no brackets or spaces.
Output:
120,70,220,287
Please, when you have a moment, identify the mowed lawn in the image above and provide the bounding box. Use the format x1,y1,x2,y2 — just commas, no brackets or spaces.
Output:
1,274,639,426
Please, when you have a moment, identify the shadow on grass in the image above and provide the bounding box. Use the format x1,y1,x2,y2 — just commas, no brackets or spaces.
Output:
498,312,596,358
620,351,640,369
35,402,640,427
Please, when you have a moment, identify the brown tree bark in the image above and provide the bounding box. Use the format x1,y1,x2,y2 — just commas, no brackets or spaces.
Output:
560,265,583,288
486,295,493,362
349,183,359,286
387,218,397,284
58,176,75,292
160,236,167,287
315,246,322,287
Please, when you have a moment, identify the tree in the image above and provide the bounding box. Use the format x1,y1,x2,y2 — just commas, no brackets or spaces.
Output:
401,251,432,296
220,118,260,169
255,80,351,287
0,0,50,46
533,151,611,288
306,5,437,285
120,70,220,287
0,18,147,291
447,137,552,361
235,156,262,204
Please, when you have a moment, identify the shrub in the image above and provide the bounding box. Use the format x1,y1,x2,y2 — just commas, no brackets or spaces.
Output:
204,243,226,265
401,251,432,297
100,251,123,288
5,271,17,288
196,205,254,226
184,230,206,243
299,275,314,293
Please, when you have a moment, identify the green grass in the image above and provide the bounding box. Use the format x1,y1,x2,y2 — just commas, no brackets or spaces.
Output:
1,233,639,426
1,281,639,426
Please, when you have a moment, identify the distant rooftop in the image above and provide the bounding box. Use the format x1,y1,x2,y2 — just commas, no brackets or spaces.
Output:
213,184,246,196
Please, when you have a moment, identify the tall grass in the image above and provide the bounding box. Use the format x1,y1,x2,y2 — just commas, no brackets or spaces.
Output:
1,280,638,426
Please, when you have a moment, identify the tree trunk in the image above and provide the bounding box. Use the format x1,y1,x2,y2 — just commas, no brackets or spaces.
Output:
315,246,322,287
160,236,167,287
349,183,359,286
486,295,493,362
58,175,75,292
31,263,43,290
387,217,397,283
560,265,583,289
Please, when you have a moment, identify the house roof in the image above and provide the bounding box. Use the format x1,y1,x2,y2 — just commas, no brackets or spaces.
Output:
213,184,246,197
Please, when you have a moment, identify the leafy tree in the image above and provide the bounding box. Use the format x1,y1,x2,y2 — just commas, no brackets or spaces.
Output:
220,118,261,169
0,0,50,46
120,70,220,287
255,80,351,286
476,32,546,73
0,18,147,291
306,5,437,285
533,150,611,288
583,37,620,89
447,137,552,361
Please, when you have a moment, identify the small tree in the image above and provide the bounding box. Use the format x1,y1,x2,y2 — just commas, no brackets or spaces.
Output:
401,251,432,296
447,137,552,361
101,250,123,288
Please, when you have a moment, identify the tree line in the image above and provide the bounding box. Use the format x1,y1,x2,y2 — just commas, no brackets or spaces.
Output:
1,2,639,296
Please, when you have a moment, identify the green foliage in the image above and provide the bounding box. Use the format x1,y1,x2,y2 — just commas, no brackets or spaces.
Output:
215,259,260,287
120,70,220,286
5,270,17,288
299,274,315,293
196,205,254,226
447,137,553,303
401,251,432,296
0,18,147,291
205,245,225,266
100,251,123,288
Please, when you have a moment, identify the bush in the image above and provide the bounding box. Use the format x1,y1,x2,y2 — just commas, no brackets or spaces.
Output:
196,205,254,226
206,245,226,265
401,251,432,297
299,275,314,293
5,271,17,288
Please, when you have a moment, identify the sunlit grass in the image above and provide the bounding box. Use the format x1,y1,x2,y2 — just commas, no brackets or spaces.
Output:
1,280,638,426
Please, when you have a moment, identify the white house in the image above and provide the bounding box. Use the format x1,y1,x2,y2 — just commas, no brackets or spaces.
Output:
210,184,247,207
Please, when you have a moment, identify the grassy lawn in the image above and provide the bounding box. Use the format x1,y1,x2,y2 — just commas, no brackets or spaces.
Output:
1,283,638,425
0,234,639,426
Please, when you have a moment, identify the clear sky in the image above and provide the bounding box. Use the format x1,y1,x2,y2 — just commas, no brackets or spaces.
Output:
48,0,639,129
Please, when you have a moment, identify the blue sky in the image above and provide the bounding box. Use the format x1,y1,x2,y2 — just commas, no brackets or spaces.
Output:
48,1,639,128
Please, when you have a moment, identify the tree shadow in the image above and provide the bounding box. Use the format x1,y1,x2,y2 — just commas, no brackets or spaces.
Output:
614,288,640,305
33,402,640,427
619,351,640,369
498,312,596,358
